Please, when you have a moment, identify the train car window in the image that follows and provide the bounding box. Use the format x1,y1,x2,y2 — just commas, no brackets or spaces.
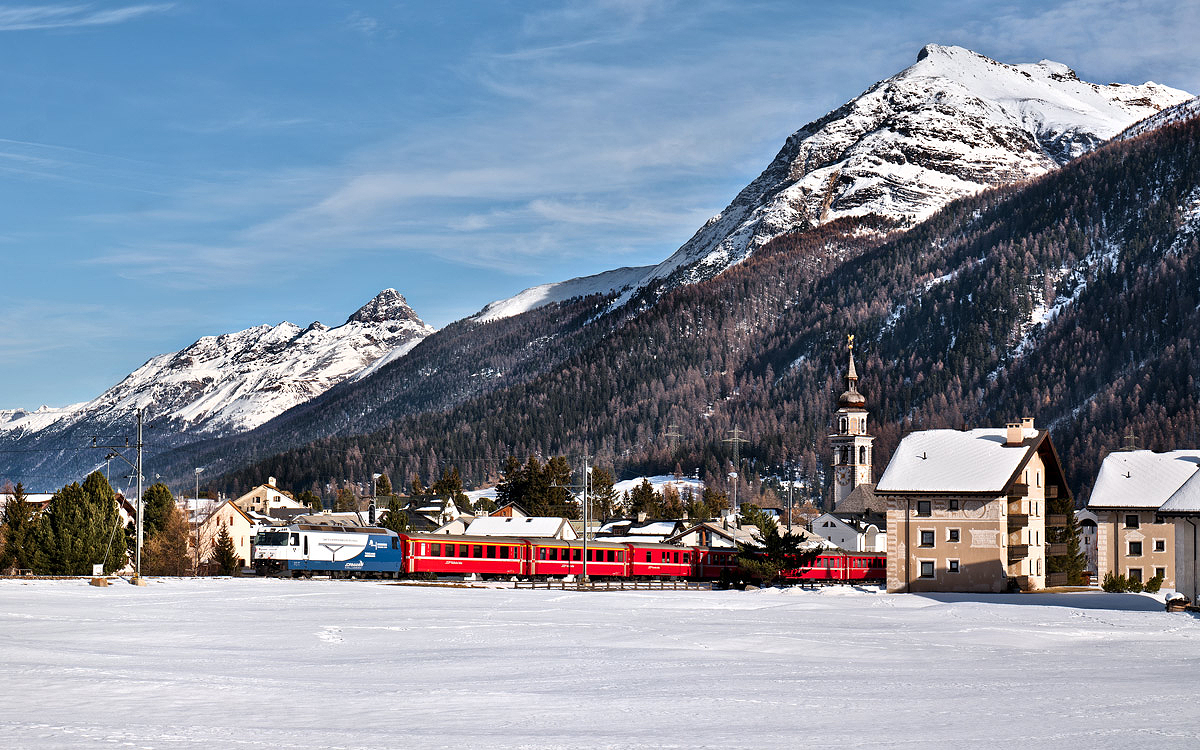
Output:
391,538,397,550
304,536,309,555
500,546,509,559
645,551,652,562
473,545,482,558
606,550,615,563
539,548,548,560
487,545,496,558
289,533,299,546
549,548,558,561
431,543,441,556
573,548,581,561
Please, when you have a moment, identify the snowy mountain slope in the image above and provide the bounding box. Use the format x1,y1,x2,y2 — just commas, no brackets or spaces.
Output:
470,265,653,323
0,289,434,440
612,44,1192,308
1116,95,1200,141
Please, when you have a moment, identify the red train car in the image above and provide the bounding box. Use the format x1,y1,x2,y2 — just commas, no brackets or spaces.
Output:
627,542,693,579
529,538,630,579
402,533,528,578
783,551,886,583
694,547,739,580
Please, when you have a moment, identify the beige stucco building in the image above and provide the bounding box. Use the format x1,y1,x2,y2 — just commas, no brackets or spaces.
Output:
231,477,307,515
877,418,1073,593
1087,450,1200,590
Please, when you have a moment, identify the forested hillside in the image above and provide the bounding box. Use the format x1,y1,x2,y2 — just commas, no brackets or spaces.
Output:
214,115,1200,505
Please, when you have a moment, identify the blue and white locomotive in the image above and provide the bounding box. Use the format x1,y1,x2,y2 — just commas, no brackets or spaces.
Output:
254,524,403,577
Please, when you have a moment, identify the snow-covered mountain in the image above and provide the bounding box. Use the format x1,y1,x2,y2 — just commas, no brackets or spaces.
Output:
612,44,1192,308
470,266,653,323
0,289,434,440
1117,95,1200,141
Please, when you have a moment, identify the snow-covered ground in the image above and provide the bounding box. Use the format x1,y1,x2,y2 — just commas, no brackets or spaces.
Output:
1,579,1197,749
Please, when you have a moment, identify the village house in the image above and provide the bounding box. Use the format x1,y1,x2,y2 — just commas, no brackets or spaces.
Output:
1157,470,1200,604
810,511,886,552
464,515,578,540
1087,449,1200,590
231,477,308,515
195,500,257,571
876,418,1073,593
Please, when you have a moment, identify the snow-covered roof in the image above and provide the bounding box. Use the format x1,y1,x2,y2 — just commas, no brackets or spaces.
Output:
1088,450,1200,510
876,428,1041,494
465,516,576,539
1160,470,1200,515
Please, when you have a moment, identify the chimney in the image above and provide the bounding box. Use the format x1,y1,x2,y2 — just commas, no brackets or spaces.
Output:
637,511,647,523
268,476,277,487
1005,422,1023,446
1021,416,1035,432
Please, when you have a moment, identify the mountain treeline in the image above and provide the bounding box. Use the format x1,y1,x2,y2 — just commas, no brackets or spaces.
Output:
213,116,1200,506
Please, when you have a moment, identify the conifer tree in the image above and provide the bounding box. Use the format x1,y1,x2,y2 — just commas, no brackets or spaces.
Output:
380,496,409,534
375,473,392,497
629,479,659,518
213,526,241,576
587,467,619,520
735,504,816,585
334,488,358,512
32,472,126,575
142,482,175,540
0,482,37,571
297,490,322,512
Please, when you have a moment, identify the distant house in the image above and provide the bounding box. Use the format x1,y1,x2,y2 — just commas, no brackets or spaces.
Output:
595,519,687,543
665,521,758,549
1087,450,1200,592
195,500,257,570
465,516,577,540
401,496,464,531
876,418,1073,593
810,512,886,552
489,502,529,518
232,477,307,515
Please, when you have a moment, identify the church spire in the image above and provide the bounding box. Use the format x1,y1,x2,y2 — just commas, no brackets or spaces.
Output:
838,334,866,409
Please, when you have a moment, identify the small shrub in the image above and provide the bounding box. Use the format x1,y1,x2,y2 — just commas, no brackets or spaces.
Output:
1144,574,1164,593
1102,572,1126,592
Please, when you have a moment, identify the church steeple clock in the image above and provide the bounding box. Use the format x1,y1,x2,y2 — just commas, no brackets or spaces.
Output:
830,334,874,508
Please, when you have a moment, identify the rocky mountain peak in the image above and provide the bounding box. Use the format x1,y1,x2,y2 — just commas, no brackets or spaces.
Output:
347,288,422,325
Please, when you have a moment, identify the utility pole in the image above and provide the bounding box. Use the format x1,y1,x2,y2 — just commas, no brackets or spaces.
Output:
723,426,748,517
581,454,591,586
96,409,145,585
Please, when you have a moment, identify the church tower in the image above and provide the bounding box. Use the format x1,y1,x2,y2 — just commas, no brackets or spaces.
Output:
830,335,874,508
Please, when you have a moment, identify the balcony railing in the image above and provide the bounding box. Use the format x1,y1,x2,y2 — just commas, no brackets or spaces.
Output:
1046,572,1068,587
1008,483,1029,499
1047,543,1068,556
1008,514,1030,531
1046,514,1068,527
1008,544,1030,564
1046,485,1059,499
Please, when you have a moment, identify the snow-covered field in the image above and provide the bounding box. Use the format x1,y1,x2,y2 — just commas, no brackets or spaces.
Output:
2,579,1197,749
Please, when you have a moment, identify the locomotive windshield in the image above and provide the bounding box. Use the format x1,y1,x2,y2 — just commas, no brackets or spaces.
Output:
258,531,290,546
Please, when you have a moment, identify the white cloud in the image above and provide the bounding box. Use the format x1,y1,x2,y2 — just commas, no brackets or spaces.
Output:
0,3,173,31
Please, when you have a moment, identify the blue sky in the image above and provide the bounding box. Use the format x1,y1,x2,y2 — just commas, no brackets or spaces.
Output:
2,0,1197,408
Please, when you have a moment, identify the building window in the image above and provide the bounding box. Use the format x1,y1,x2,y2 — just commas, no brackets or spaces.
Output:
917,501,931,517
839,417,847,433
948,559,960,573
1154,567,1167,579
1154,539,1165,552
1128,541,1142,557
920,530,935,547
947,528,960,543
919,560,935,578
948,499,959,512
1124,514,1140,529
1128,568,1143,583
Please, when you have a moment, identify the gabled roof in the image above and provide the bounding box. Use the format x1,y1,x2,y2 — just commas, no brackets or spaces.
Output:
465,516,576,538
1089,450,1200,510
876,428,1045,495
1156,457,1200,516
814,511,887,533
833,483,882,514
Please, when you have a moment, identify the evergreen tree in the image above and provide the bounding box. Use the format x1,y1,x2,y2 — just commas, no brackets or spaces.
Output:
734,504,817,585
143,504,191,576
32,472,126,575
297,490,323,512
0,482,37,571
587,467,619,520
629,479,659,518
375,473,392,497
495,456,526,509
703,487,730,517
410,475,427,497
213,525,241,576
142,482,175,540
380,496,409,534
543,456,576,518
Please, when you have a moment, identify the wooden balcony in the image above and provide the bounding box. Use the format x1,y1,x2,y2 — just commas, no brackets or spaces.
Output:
1047,543,1068,556
1008,544,1030,564
1046,572,1068,587
1008,514,1030,531
1046,514,1068,527
1046,485,1059,499
1008,483,1029,499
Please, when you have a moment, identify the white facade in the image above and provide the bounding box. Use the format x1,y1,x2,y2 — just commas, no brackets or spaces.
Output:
811,512,885,552
1075,508,1099,579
